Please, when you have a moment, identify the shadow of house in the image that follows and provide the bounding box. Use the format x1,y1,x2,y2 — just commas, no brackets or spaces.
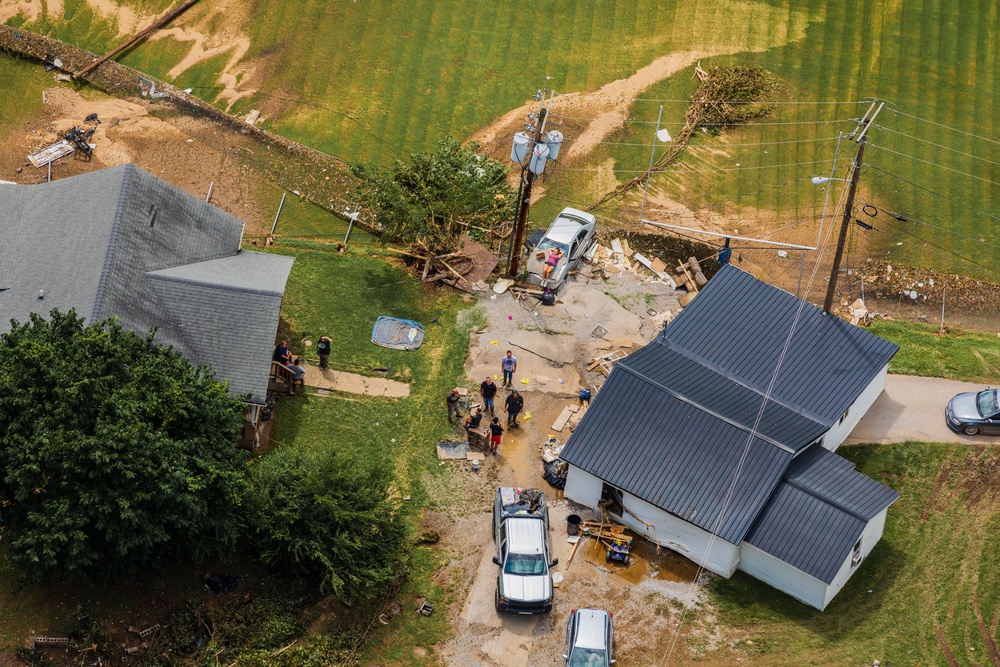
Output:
0,164,293,447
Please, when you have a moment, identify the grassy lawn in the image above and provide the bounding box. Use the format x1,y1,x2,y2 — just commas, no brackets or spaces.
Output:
708,442,1000,666
868,320,1000,384
263,241,473,663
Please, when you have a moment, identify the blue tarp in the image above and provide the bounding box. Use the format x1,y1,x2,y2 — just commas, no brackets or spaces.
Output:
372,316,425,350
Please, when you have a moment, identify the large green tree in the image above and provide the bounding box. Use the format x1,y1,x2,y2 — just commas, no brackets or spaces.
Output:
351,137,516,253
248,445,408,603
0,310,248,580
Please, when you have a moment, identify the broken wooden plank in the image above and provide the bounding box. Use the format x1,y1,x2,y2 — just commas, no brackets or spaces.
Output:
620,239,633,259
551,406,576,432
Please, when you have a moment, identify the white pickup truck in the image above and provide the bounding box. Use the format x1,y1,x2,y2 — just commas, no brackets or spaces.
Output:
492,487,557,614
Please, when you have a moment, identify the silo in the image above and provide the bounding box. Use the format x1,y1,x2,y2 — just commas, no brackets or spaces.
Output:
511,132,531,163
545,130,564,160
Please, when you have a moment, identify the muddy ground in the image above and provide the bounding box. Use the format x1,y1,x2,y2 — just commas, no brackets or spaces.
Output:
413,267,748,666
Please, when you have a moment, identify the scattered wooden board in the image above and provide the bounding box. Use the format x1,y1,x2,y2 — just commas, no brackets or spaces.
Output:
551,404,580,432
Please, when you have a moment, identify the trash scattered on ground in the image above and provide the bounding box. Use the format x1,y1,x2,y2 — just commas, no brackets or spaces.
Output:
418,602,435,616
27,139,75,168
28,636,69,650
587,349,629,377
372,316,424,350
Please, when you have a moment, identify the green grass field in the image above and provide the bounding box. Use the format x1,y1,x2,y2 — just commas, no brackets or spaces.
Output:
6,1,998,278
710,442,1000,667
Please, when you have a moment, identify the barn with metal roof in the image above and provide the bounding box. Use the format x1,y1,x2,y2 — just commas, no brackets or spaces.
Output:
560,265,899,610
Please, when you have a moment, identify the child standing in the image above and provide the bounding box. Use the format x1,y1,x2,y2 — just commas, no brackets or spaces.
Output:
489,417,504,455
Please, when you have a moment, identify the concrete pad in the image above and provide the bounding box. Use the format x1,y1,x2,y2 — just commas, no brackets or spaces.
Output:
303,366,409,398
552,285,644,347
844,374,997,445
465,340,583,398
508,330,577,365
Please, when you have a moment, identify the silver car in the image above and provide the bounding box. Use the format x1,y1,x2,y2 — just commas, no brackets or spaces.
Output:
564,608,615,666
946,388,1000,435
525,208,597,290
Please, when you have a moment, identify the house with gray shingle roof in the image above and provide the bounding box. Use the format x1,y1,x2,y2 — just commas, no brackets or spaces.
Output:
0,164,293,410
560,265,899,610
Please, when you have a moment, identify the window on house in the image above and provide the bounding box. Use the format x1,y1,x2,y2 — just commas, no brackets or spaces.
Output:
839,407,850,425
851,537,862,567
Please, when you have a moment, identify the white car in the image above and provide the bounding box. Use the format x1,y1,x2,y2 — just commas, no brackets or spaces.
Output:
525,208,597,290
564,608,615,666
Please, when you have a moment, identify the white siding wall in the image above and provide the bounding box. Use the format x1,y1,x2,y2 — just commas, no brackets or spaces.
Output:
738,544,828,609
618,493,741,577
563,465,603,508
822,507,889,609
738,507,891,611
563,465,740,576
821,364,889,451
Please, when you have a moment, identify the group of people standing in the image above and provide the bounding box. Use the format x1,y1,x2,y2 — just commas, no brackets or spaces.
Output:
273,335,333,395
447,350,526,456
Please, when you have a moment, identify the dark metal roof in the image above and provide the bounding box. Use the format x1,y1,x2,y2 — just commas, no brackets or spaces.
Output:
660,265,898,429
560,366,792,544
743,446,899,583
561,264,900,556
622,340,827,451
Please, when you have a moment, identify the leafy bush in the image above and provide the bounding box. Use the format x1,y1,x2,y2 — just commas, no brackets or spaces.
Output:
0,310,248,580
248,445,408,603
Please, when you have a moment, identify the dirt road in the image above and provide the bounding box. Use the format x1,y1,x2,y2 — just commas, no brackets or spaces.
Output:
438,271,733,666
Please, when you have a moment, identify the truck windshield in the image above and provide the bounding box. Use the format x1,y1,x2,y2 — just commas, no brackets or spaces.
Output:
504,553,547,575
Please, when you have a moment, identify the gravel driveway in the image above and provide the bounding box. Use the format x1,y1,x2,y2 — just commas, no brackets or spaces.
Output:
844,374,997,445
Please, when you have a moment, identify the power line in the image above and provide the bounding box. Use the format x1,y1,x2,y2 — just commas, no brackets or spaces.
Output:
889,108,1000,148
866,224,1000,282
867,143,1000,187
866,215,1000,279
558,158,836,174
858,200,1000,251
549,113,854,127
865,164,1000,223
632,98,870,105
873,124,1000,168
560,135,842,148
657,185,846,667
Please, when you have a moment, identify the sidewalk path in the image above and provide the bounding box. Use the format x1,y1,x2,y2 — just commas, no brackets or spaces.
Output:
844,374,995,445
302,365,409,399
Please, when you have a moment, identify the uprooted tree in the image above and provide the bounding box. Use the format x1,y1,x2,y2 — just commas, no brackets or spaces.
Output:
351,137,516,257
590,64,784,210
0,310,248,581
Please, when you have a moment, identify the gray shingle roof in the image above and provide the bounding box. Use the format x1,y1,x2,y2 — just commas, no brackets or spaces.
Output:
744,447,900,583
560,264,899,555
0,165,293,404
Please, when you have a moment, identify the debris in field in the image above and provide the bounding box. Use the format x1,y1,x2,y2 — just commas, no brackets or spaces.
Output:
28,636,69,650
418,602,435,616
436,440,470,460
388,236,498,293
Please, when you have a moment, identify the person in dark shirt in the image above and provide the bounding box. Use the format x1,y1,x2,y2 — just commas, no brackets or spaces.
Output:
447,388,463,423
504,390,524,428
273,340,292,365
489,418,504,454
464,406,484,430
480,376,497,414
316,335,332,369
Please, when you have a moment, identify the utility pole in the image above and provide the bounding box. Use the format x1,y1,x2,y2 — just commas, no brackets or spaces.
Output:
823,102,883,313
508,107,546,277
